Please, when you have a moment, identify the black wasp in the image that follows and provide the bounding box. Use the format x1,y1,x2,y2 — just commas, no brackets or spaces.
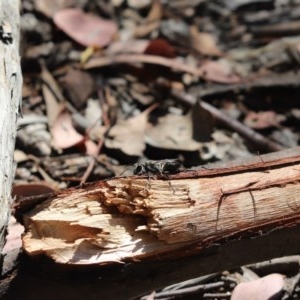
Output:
122,159,183,193
132,159,182,176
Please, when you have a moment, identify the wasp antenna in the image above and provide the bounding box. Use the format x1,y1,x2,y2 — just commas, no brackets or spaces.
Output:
119,165,132,176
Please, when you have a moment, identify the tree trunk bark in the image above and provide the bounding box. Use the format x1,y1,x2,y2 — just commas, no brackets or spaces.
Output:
0,0,22,268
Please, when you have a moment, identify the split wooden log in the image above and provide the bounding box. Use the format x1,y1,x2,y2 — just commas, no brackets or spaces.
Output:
19,147,300,267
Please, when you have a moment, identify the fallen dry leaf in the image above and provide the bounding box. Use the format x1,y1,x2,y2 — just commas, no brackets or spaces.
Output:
41,65,65,125
105,112,148,157
85,54,205,77
58,67,96,109
244,111,285,129
34,0,78,18
51,107,84,149
12,182,57,200
133,0,162,37
125,39,177,82
2,217,24,254
105,105,157,156
14,150,28,163
144,38,176,58
53,8,117,47
192,102,214,142
52,108,99,155
198,60,241,84
134,21,160,38
146,0,163,23
145,111,201,151
106,39,149,55
190,25,222,56
231,273,285,300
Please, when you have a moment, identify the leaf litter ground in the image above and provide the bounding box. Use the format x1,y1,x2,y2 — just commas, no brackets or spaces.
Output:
13,0,300,299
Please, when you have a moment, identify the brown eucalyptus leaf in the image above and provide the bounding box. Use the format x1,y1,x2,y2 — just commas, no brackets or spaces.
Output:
146,0,163,22
52,108,99,155
58,67,96,109
190,26,222,56
105,112,148,156
145,112,201,151
41,65,64,129
12,182,57,200
53,8,117,47
144,38,176,58
34,0,78,18
192,102,214,142
52,108,84,149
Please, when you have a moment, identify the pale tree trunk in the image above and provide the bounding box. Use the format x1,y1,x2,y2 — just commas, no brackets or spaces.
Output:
0,0,22,267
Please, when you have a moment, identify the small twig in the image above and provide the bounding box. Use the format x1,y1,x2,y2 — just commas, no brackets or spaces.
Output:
80,138,104,185
248,255,300,275
162,273,219,291
171,89,284,153
80,89,110,185
80,156,96,185
85,54,210,78
203,292,231,299
141,282,224,300
200,101,284,152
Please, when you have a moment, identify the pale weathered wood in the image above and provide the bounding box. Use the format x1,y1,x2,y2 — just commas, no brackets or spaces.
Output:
20,146,300,265
5,224,300,300
0,0,22,258
8,147,300,299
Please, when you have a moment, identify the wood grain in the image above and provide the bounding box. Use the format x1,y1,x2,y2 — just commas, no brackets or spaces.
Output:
21,147,300,265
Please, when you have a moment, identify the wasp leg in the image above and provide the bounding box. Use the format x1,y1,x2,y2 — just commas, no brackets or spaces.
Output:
169,179,175,194
146,173,152,190
162,174,175,194
119,165,131,176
